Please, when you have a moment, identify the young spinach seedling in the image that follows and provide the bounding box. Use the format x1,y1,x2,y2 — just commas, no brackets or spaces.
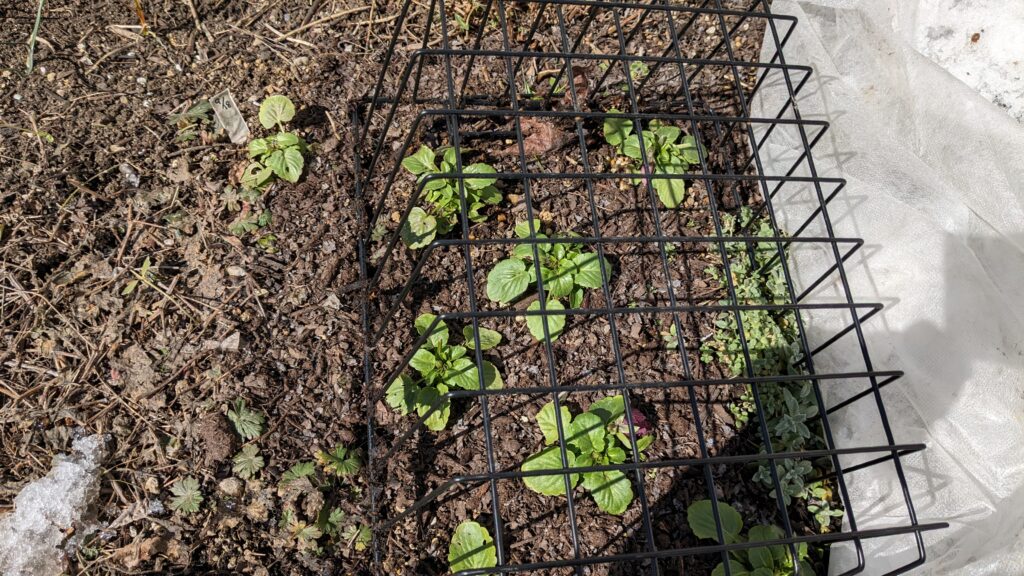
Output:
400,145,502,249
521,395,653,515
486,219,611,341
449,520,497,574
687,500,816,576
243,95,307,191
385,314,504,431
603,110,702,208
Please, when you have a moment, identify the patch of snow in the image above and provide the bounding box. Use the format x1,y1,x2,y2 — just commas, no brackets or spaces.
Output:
0,435,107,576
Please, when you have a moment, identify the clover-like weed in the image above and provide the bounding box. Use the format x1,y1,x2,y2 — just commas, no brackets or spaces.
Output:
400,145,501,249
603,110,702,208
521,395,653,515
385,314,504,431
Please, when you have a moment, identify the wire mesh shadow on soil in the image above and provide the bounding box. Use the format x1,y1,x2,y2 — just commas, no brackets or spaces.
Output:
349,1,947,574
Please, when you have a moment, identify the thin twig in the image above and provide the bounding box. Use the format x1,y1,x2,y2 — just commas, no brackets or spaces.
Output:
280,6,370,39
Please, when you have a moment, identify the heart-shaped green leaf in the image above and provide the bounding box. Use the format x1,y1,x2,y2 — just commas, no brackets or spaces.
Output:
525,299,565,342
522,446,578,496
385,374,418,416
449,521,497,574
402,207,437,249
687,499,743,544
486,259,530,303
259,95,296,129
536,401,573,446
582,469,633,515
402,145,436,175
415,313,449,348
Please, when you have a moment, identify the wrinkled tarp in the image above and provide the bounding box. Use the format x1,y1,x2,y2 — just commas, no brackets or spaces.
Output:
754,1,1024,574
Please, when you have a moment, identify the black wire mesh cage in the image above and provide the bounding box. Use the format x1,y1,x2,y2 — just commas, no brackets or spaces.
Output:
350,0,947,574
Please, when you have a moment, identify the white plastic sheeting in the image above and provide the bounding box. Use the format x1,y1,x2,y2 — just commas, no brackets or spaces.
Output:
753,1,1024,574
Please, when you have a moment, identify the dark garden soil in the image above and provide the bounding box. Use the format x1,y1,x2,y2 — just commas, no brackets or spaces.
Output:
0,0,834,575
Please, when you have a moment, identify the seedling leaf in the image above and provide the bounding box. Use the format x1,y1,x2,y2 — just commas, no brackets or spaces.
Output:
169,477,203,514
536,401,572,445
462,325,502,350
486,258,531,303
259,95,296,129
522,445,578,495
401,206,437,249
448,521,497,573
232,444,265,480
687,500,743,544
316,444,362,477
227,399,264,441
582,469,633,515
525,299,565,341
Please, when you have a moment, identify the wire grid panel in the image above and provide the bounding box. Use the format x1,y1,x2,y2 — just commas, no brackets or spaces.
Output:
351,0,946,574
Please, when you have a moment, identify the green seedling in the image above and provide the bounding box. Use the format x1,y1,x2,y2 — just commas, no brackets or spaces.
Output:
385,314,504,431
661,323,678,350
169,477,203,514
227,398,264,441
275,449,369,555
521,395,653,515
280,461,316,488
486,219,610,341
168,100,213,142
619,60,650,92
400,145,501,249
341,523,372,552
699,207,842,529
603,111,703,208
243,95,307,191
315,443,362,477
122,256,156,296
687,500,815,576
221,185,274,242
232,444,265,480
806,481,844,533
449,521,497,574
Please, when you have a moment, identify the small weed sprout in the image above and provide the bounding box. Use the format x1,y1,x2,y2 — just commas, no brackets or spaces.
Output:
275,447,369,555
232,445,265,480
168,100,213,142
521,395,653,515
341,523,372,552
603,110,703,208
485,219,611,341
687,500,815,576
385,314,504,431
315,443,362,477
449,520,497,574
169,477,203,515
122,256,156,296
700,207,842,530
661,323,678,350
400,145,501,249
227,398,264,441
